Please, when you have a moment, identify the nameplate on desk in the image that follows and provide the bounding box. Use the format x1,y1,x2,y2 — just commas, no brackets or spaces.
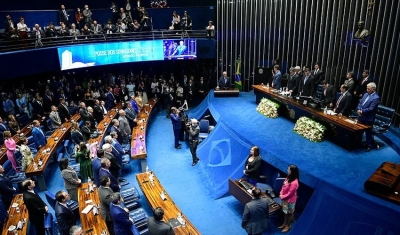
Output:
81,204,94,214
168,218,182,228
85,199,93,204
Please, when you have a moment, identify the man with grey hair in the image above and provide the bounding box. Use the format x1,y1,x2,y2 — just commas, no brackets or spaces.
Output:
110,119,123,144
356,82,380,152
99,158,120,192
188,118,200,166
49,105,62,128
118,109,131,144
110,192,136,234
69,225,83,235
102,143,121,180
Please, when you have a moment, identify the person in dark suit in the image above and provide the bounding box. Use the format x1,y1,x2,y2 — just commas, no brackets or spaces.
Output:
356,82,380,152
148,207,175,235
71,121,84,145
218,71,231,89
125,102,137,129
188,119,200,166
241,187,269,235
170,107,182,149
22,179,49,235
99,158,120,192
81,121,95,142
92,149,104,187
271,65,282,90
287,67,299,96
93,99,104,124
98,176,116,235
334,84,352,116
197,76,208,101
32,95,45,119
86,107,97,129
58,98,71,122
311,62,325,89
106,87,117,110
4,15,15,34
344,71,356,94
101,146,120,189
59,5,71,27
55,190,76,235
353,70,373,109
32,120,46,149
0,164,16,209
298,68,315,97
79,102,90,122
321,80,336,108
110,119,123,144
109,192,137,235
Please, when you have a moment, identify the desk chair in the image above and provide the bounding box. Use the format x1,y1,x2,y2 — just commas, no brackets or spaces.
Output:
314,84,324,101
129,207,149,232
372,105,395,150
44,211,55,235
198,119,210,142
271,178,286,205
256,170,280,196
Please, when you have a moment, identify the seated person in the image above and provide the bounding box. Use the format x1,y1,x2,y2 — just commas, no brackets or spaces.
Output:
45,22,58,38
104,19,116,34
5,27,19,40
91,20,103,35
140,13,152,31
81,24,92,38
148,207,175,235
69,23,81,38
58,22,69,37
243,146,261,185
217,71,231,90
115,19,127,33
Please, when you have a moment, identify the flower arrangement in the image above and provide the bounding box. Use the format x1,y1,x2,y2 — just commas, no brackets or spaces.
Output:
293,117,326,142
256,98,280,118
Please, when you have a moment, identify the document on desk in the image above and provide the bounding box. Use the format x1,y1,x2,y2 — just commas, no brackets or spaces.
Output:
81,204,94,214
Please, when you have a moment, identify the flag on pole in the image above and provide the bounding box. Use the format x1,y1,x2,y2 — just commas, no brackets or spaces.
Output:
235,58,242,90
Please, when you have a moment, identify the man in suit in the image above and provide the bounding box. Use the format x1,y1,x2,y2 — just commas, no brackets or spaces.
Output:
106,87,117,110
93,99,104,124
32,95,45,119
92,149,104,187
241,187,269,235
4,15,15,34
109,192,136,235
99,157,120,192
91,21,103,36
170,107,182,149
81,121,95,142
356,82,380,152
86,106,97,129
118,110,131,144
188,119,200,166
197,76,208,101
0,116,9,134
32,120,46,149
49,105,62,129
105,134,124,171
102,144,121,184
287,67,299,96
0,164,16,209
98,176,116,235
22,179,49,235
110,119,123,144
334,84,352,116
354,70,373,109
311,62,325,89
148,207,175,235
55,190,76,235
59,5,71,27
125,102,137,129
218,71,231,90
79,102,90,122
58,98,71,122
321,81,336,108
298,68,315,97
271,65,282,90
344,71,356,94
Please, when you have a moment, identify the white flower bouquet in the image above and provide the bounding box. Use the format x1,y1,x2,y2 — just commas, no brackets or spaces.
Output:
256,98,280,118
293,116,326,142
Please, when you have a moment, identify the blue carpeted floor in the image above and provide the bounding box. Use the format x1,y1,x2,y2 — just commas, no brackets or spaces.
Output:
42,90,400,235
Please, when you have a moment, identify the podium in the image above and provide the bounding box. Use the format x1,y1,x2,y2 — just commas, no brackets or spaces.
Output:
364,162,400,204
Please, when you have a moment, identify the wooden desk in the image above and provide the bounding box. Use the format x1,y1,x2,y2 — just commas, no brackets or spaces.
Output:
252,85,371,150
136,172,201,235
0,121,35,165
78,183,108,235
214,88,240,97
228,179,281,214
25,114,81,190
1,194,28,235
87,104,122,146
364,162,400,204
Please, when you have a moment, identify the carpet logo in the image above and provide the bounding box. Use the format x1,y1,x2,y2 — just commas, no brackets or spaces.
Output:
207,139,232,167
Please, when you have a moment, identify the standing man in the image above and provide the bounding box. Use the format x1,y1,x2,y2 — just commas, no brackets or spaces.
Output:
354,70,372,109
109,192,137,235
58,98,71,122
218,71,231,90
55,190,76,235
356,82,380,152
118,110,131,144
106,87,117,110
83,5,93,27
22,179,49,235
188,118,200,166
0,164,16,209
298,68,315,97
148,207,175,235
287,67,299,96
241,187,269,235
110,1,119,24
271,65,282,90
98,176,116,235
49,105,62,128
32,120,46,149
170,107,182,149
311,62,325,89
125,102,137,129
321,81,336,108
334,84,352,116
59,5,71,27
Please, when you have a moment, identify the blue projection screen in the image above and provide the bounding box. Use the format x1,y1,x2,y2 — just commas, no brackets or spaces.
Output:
58,39,197,70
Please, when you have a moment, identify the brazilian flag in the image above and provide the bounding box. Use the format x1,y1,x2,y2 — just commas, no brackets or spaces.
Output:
235,58,242,90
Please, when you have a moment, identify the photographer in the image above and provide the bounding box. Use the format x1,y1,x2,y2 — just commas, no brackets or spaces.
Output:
188,119,200,166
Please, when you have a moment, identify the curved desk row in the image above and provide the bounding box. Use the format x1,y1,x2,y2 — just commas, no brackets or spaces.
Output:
1,194,28,235
136,172,201,235
25,114,81,190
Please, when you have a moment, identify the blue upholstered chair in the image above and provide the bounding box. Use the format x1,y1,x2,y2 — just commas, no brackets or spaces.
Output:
198,119,210,141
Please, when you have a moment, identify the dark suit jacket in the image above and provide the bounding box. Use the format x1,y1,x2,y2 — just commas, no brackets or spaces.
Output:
71,130,84,145
110,126,123,144
335,91,352,116
218,76,231,89
32,127,46,149
106,92,116,110
242,197,269,234
322,85,336,106
93,104,104,123
99,168,120,192
355,76,372,96
98,186,114,222
170,113,181,131
55,202,76,235
0,174,16,209
104,152,121,182
32,100,45,118
299,74,315,97
79,108,90,122
59,9,70,24
357,92,380,124
287,74,299,95
272,70,282,90
23,190,48,230
148,217,175,235
92,157,101,187
58,103,71,121
110,203,134,235
311,69,324,85
81,126,94,142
